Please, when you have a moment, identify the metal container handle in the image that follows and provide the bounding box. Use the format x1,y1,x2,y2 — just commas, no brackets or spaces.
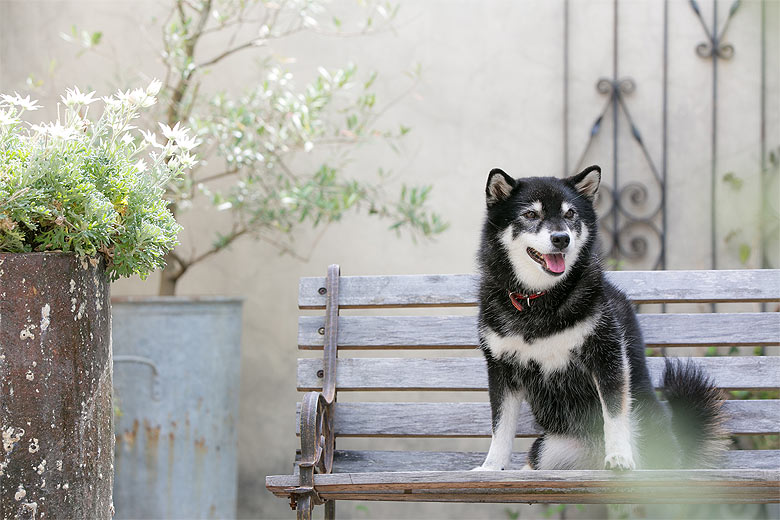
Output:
113,355,162,400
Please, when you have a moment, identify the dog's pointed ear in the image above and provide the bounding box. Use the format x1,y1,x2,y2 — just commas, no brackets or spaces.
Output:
567,165,601,201
486,168,516,207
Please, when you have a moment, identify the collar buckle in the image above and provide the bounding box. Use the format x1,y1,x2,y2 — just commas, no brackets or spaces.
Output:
508,290,546,312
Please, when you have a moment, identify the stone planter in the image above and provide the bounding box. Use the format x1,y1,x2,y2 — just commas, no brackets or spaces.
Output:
0,252,114,520
111,297,242,519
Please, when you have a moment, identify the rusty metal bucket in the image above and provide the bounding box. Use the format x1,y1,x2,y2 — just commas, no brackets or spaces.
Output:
0,252,114,520
111,297,242,519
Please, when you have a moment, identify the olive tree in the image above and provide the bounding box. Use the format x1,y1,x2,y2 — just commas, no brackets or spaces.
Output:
66,0,446,295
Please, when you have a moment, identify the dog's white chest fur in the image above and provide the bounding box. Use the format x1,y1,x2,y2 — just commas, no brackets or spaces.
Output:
483,317,598,374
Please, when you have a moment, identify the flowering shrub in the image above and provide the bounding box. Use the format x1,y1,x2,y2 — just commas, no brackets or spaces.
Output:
0,81,196,280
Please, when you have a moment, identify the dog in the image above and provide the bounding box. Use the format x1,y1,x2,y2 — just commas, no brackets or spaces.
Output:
474,165,727,471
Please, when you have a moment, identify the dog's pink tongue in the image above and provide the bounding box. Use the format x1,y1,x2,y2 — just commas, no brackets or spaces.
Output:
544,253,566,273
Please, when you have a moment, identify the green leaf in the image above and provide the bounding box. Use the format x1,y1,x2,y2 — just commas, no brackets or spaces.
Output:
722,171,743,191
739,243,751,264
504,508,520,520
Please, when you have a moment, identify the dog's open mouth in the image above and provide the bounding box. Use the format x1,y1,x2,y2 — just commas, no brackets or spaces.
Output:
527,248,566,275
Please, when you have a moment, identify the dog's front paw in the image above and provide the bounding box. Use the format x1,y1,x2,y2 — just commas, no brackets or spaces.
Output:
604,452,635,471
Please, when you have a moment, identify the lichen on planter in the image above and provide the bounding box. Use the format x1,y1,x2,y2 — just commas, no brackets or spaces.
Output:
0,252,114,520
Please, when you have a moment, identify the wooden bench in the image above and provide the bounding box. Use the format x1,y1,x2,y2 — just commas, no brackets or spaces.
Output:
266,265,780,518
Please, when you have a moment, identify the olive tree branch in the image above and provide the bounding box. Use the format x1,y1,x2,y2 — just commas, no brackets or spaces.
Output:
195,168,240,184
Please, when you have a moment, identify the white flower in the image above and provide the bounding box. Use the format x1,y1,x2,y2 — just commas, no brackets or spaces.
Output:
158,122,196,149
134,159,147,172
121,88,144,107
0,109,20,126
216,201,233,211
120,133,133,145
48,123,79,140
61,86,97,107
176,151,198,169
1,93,40,111
115,87,155,108
31,122,79,140
146,79,162,96
102,95,122,109
131,88,155,108
140,129,163,149
175,133,200,152
115,88,131,103
158,122,183,141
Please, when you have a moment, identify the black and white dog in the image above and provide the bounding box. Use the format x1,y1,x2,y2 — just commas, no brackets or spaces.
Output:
475,166,726,472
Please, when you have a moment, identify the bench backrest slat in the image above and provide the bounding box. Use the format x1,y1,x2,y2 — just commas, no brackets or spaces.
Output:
299,270,780,309
298,313,780,349
296,400,778,437
297,356,780,392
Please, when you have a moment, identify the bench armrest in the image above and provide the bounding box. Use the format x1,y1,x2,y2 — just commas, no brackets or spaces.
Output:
289,265,341,519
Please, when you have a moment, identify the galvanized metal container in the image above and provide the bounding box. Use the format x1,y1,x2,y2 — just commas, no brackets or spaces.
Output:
0,252,114,520
111,297,242,519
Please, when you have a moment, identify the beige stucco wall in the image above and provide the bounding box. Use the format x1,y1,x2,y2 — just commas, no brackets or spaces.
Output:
2,1,778,518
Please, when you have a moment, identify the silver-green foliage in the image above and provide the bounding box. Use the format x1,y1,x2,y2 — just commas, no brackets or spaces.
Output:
0,83,196,280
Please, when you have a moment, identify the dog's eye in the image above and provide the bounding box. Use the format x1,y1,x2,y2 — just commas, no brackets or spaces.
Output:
523,210,539,219
564,209,575,219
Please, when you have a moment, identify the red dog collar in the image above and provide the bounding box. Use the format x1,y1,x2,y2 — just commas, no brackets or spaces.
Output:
508,290,546,312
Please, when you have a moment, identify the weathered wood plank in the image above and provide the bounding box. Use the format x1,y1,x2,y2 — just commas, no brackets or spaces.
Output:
266,469,780,504
320,449,780,473
298,356,780,391
298,313,780,349
295,400,779,437
270,491,779,505
299,270,780,309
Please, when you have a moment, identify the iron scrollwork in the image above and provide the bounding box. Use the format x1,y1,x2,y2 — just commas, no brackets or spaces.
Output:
575,77,665,270
690,0,740,60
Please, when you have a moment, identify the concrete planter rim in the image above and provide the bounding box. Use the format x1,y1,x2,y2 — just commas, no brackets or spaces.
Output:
0,251,81,257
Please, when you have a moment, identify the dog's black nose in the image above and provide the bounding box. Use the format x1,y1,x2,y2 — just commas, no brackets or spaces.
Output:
550,232,570,250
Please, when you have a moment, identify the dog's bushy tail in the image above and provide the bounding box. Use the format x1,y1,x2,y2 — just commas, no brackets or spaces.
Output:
661,358,729,468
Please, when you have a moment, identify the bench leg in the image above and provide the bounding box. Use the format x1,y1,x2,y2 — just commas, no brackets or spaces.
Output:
296,495,312,520
325,500,336,520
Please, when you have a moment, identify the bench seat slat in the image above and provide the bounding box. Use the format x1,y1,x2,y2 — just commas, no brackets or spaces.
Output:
266,469,780,504
299,270,780,309
297,356,780,391
295,400,779,437
319,449,780,473
298,313,780,349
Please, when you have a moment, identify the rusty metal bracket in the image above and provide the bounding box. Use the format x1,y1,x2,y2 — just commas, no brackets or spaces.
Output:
290,265,340,519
